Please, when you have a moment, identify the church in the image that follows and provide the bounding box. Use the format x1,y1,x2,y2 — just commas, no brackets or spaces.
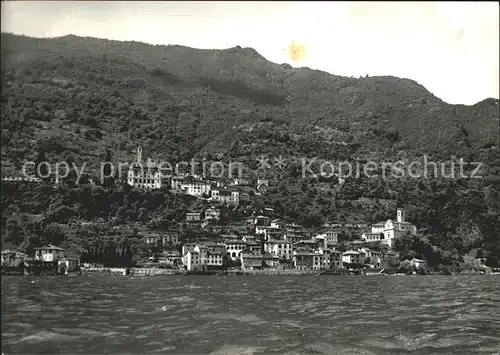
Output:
363,208,417,248
127,146,165,189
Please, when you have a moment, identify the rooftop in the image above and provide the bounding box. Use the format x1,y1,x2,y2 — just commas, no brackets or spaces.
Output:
343,251,360,255
34,244,65,251
267,239,292,244
294,239,317,245
241,253,263,259
294,252,322,257
224,239,246,244
263,254,279,259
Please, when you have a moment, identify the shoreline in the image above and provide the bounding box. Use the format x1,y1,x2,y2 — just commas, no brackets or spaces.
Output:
52,268,500,277
5,266,499,277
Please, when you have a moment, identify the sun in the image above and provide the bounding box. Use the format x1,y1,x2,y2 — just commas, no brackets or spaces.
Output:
288,41,308,62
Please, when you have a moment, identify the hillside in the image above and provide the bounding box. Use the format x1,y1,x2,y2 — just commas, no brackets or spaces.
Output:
1,33,499,266
1,33,498,168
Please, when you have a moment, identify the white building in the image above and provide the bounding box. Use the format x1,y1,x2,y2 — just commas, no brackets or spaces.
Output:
368,209,417,248
34,244,66,262
182,250,201,271
224,239,246,260
170,175,212,197
324,230,339,246
265,240,293,260
186,212,202,222
293,251,323,270
361,232,385,243
182,243,198,256
317,247,332,269
192,244,225,268
170,176,185,190
258,226,283,241
127,146,165,189
342,250,366,265
211,187,239,205
371,223,385,234
183,181,211,197
205,247,224,268
127,167,162,189
383,209,417,247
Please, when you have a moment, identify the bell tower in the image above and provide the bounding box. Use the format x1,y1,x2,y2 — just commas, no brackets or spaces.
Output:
397,208,405,223
137,146,143,163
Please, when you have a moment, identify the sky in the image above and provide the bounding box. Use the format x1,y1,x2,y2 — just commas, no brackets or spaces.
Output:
1,1,499,105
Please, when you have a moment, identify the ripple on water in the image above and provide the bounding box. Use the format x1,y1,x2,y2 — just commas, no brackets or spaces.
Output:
5,322,34,329
2,275,500,354
427,336,484,349
17,331,76,344
305,342,381,355
199,313,267,326
209,345,268,355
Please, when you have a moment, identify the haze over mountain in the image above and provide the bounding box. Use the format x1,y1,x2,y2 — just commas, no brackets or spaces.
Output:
2,1,499,105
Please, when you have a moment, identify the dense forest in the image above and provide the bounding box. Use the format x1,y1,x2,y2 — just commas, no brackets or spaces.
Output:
1,33,499,267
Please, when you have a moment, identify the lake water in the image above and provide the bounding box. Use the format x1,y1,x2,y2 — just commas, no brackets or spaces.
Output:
2,275,500,354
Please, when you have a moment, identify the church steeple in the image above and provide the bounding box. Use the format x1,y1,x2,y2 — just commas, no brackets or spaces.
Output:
137,146,143,163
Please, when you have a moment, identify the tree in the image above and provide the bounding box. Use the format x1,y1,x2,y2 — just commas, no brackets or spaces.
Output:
5,219,25,245
102,149,115,188
337,231,353,243
43,223,66,246
393,232,447,267
35,150,48,178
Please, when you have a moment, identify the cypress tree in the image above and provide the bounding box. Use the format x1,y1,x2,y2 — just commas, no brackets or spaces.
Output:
126,245,133,267
35,150,48,179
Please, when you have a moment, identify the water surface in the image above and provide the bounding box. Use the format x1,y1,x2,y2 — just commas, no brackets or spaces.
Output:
2,275,500,354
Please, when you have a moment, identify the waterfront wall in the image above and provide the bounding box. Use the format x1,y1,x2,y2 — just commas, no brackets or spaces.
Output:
225,269,322,276
81,267,183,276
82,267,127,275
130,268,182,276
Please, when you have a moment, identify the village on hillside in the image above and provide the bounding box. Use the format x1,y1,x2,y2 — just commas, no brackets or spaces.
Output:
2,205,424,275
1,146,491,276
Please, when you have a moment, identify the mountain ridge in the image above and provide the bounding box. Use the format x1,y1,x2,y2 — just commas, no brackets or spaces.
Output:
2,32,498,106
